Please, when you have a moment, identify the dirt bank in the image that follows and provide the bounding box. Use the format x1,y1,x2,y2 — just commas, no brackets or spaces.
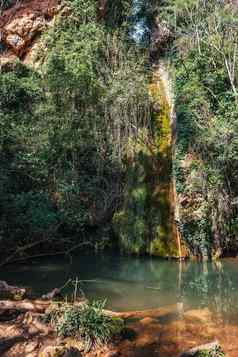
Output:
0,301,237,356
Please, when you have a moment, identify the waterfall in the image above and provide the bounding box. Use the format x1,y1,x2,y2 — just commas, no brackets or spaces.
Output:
130,0,150,43
156,61,182,258
114,0,186,258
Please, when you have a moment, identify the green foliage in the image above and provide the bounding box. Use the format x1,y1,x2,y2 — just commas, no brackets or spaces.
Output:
12,192,59,235
69,0,98,23
0,0,151,259
44,301,124,349
160,0,238,256
113,73,179,257
105,0,133,28
0,64,41,113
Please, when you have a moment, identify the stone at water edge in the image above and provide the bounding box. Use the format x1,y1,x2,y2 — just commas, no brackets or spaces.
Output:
181,340,225,356
63,347,82,357
0,280,26,300
104,351,120,357
42,288,62,300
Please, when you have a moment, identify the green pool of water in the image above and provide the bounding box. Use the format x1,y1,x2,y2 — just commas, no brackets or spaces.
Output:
0,253,238,322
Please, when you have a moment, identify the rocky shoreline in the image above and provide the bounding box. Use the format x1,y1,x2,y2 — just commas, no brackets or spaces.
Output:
0,281,233,357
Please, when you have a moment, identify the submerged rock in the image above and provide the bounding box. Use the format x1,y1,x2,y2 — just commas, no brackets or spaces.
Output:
181,340,225,356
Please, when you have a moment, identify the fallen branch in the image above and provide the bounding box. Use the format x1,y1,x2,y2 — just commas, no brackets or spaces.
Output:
0,240,93,267
0,238,53,267
0,299,51,313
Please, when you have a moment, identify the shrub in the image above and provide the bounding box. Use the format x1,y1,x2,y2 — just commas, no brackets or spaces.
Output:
44,300,124,350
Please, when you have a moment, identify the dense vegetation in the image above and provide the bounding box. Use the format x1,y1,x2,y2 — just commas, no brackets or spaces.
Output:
113,0,238,258
44,300,124,350
161,0,238,258
0,0,152,263
1,0,238,262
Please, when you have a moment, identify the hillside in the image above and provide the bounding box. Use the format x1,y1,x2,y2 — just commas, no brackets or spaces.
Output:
0,0,237,266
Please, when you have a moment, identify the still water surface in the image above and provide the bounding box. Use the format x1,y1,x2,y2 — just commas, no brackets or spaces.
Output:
2,253,238,356
0,253,238,320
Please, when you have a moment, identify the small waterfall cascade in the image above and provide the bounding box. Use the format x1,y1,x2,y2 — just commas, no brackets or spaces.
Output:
148,60,182,258
150,60,183,258
113,1,188,257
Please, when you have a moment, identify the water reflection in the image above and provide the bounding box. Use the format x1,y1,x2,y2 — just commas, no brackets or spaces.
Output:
1,254,238,323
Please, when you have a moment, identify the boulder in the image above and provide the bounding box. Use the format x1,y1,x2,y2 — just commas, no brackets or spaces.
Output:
40,345,82,357
181,340,225,356
0,281,26,300
4,14,45,56
42,288,62,301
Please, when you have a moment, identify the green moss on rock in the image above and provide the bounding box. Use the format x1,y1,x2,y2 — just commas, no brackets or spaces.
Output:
113,67,180,257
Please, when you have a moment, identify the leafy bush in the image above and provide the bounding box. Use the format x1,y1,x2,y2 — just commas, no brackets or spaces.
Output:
160,0,238,256
44,301,124,349
0,0,152,262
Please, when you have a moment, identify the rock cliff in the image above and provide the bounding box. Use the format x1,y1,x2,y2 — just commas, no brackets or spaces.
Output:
0,0,59,64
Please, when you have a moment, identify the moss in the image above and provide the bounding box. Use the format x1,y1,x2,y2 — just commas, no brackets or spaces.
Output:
149,237,168,257
113,66,180,257
113,205,148,254
149,238,179,257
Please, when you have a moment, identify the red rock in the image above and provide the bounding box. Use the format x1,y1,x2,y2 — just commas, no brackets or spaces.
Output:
0,0,59,57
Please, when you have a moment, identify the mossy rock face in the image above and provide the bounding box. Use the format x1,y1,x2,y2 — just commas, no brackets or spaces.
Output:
149,237,179,258
182,341,225,357
113,65,180,258
113,209,148,254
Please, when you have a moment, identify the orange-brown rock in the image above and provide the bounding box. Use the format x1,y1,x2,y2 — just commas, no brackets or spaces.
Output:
0,0,59,57
1,302,238,357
